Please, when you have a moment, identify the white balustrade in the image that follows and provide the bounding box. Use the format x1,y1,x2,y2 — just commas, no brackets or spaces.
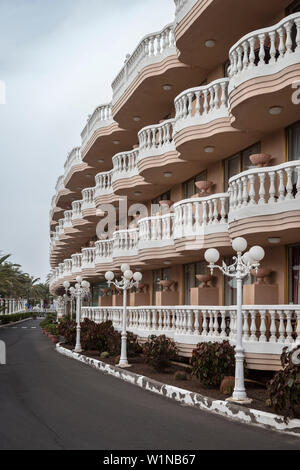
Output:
174,194,229,239
63,259,73,277
58,219,65,235
112,149,139,182
64,147,82,179
113,229,139,256
138,213,175,249
72,201,83,221
95,240,113,264
228,12,300,92
81,305,300,355
55,175,65,194
228,160,300,222
71,254,82,273
81,104,113,147
0,298,27,315
95,171,113,199
82,187,96,211
63,210,73,228
112,23,176,103
174,0,198,22
138,119,175,161
174,79,229,133
82,248,96,269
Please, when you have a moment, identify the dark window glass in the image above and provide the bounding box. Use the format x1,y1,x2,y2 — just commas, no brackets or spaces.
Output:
288,245,300,304
183,171,207,199
223,143,260,191
286,0,300,13
288,121,300,161
184,262,206,305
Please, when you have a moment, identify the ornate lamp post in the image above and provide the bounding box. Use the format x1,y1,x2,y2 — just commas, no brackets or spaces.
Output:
105,264,142,368
73,276,90,353
63,281,71,316
204,237,265,404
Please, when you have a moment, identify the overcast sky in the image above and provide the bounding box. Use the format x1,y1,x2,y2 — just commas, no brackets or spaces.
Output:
0,0,174,282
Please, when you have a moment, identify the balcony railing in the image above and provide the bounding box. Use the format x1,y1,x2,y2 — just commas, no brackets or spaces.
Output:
63,259,73,277
95,171,113,199
72,201,83,221
174,0,198,22
138,119,175,161
63,210,73,229
64,147,82,179
112,23,176,103
174,79,229,134
82,248,96,269
71,254,82,273
55,175,65,194
81,104,113,147
228,160,300,222
138,213,174,249
82,305,300,356
81,187,96,211
112,149,139,182
228,12,300,91
112,229,139,257
173,194,229,239
95,240,113,264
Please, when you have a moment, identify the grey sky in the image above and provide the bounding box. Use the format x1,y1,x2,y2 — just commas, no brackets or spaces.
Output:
0,0,174,282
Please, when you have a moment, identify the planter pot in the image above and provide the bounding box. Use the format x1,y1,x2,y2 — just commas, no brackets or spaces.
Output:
195,181,214,195
160,280,175,292
196,274,213,288
250,153,272,168
251,268,272,284
51,335,60,344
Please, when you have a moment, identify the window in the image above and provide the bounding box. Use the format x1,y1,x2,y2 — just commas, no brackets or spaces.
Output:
151,191,171,216
223,142,260,191
184,262,206,305
152,268,171,304
223,257,252,306
183,171,207,199
287,121,300,162
286,0,300,13
288,245,300,304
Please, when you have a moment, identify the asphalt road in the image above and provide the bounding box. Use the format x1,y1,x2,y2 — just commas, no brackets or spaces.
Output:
0,319,299,450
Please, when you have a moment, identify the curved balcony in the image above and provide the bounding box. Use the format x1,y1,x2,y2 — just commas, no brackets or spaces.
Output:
94,170,117,206
174,0,289,68
112,229,139,258
63,147,90,191
112,22,202,132
95,240,113,265
173,194,230,251
82,247,96,271
173,78,260,162
81,104,114,148
138,213,175,251
81,187,96,214
228,160,300,242
228,13,300,132
71,254,82,274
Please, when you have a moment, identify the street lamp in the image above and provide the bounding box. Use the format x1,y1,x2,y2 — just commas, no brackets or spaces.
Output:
204,237,265,404
72,276,90,353
105,264,142,368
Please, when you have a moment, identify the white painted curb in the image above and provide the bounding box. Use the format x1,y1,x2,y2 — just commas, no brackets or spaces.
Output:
56,344,300,437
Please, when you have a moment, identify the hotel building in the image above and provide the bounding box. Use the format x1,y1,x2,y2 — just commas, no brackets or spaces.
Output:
49,0,300,370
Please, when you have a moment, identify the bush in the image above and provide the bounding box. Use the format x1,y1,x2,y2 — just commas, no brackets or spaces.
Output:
57,316,76,346
80,319,116,352
40,313,56,329
267,347,300,421
45,323,58,335
191,341,235,388
0,312,31,325
174,371,188,381
143,335,178,371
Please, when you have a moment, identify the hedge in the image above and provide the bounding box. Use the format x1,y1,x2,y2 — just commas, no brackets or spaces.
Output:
0,312,32,325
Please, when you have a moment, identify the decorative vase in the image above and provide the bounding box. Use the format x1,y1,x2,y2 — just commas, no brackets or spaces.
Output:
195,181,214,196
196,274,213,288
160,280,175,292
251,268,272,284
250,154,272,168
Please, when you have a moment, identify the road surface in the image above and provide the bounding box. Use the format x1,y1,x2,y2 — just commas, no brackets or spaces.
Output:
0,319,299,450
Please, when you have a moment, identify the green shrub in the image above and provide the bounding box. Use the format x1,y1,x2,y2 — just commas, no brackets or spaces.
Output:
191,341,235,388
267,347,300,421
80,319,117,352
100,352,110,359
174,371,188,381
57,316,76,346
0,312,31,325
143,335,178,371
45,323,58,335
40,313,56,329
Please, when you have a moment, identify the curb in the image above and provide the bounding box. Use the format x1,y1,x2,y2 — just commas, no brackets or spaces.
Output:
56,344,300,437
0,317,32,329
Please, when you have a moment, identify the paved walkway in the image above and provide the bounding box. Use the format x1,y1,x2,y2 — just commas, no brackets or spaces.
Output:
0,320,299,450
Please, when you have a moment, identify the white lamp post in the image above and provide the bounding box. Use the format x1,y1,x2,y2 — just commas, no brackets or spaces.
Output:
204,237,265,404
105,264,142,368
72,277,90,353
